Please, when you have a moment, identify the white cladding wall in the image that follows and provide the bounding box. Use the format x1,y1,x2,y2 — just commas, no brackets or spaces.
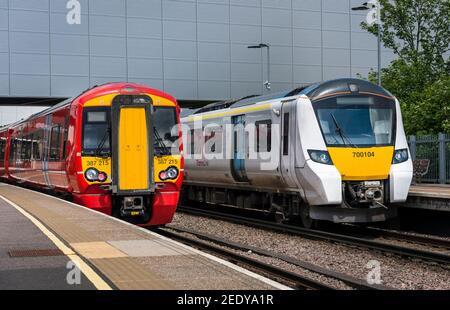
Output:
0,0,396,102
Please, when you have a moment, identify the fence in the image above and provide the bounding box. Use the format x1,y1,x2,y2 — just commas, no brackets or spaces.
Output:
408,133,450,184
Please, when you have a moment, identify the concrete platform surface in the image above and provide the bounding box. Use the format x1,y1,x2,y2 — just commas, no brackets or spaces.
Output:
409,184,450,199
0,183,288,290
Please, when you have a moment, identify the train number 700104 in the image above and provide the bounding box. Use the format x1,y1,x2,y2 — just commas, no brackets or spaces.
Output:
352,151,375,158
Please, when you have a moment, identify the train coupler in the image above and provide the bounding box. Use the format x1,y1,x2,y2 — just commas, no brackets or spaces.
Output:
120,196,145,217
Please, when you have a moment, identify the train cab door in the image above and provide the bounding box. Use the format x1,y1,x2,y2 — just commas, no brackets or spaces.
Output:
280,100,297,188
111,95,155,194
231,115,249,182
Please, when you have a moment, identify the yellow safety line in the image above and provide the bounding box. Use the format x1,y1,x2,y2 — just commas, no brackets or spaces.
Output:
0,195,112,290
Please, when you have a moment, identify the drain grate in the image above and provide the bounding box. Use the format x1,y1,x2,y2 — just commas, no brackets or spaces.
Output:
8,249,64,258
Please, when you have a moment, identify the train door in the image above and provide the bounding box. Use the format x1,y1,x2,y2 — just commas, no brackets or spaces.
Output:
231,115,249,182
111,95,154,194
280,100,297,188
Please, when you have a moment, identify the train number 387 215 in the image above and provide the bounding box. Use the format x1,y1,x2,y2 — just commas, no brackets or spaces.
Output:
353,151,375,158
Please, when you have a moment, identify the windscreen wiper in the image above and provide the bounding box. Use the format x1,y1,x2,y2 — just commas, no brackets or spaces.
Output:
330,113,357,148
94,127,110,158
153,126,170,156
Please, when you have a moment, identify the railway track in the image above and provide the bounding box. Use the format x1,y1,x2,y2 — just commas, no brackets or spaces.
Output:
178,206,450,266
156,226,389,290
331,224,450,250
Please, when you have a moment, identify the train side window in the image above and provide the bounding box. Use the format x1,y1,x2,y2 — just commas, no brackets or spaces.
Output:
204,126,222,154
283,113,289,155
256,120,272,153
50,125,61,161
0,139,5,161
15,136,22,161
24,134,32,160
9,138,15,161
62,116,69,159
190,129,195,155
33,130,43,160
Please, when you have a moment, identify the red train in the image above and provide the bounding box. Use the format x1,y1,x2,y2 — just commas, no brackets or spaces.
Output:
0,83,184,226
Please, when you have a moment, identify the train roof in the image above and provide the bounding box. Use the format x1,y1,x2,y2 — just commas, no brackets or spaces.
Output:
303,78,394,101
2,82,178,130
185,79,394,118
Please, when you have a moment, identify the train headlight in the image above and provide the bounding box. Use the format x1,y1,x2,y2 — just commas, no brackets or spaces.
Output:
159,171,168,180
393,149,409,164
166,166,179,179
97,172,108,182
308,150,333,165
85,168,99,182
159,167,179,181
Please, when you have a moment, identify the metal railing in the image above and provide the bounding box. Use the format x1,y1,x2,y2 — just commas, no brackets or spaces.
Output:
408,133,450,184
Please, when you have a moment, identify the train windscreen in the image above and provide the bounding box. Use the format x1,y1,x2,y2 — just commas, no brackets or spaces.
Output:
153,107,180,156
314,96,395,147
82,107,111,156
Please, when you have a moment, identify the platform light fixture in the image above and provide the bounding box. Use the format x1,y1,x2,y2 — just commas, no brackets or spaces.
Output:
248,43,271,92
352,1,382,86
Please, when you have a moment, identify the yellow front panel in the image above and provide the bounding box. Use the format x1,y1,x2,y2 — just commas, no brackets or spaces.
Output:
328,147,394,181
119,108,149,190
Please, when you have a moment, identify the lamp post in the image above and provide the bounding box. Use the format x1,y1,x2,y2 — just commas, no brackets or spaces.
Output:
248,43,271,91
352,1,382,86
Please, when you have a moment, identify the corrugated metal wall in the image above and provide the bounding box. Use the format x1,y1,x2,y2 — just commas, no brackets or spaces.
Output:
0,0,395,101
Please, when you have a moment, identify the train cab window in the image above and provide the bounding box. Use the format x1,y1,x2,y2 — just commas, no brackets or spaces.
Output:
314,96,395,147
82,108,110,156
50,126,61,161
283,113,289,155
153,107,179,156
256,120,272,153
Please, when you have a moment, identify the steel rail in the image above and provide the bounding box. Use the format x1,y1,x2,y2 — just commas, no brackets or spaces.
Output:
337,225,450,250
155,227,335,290
164,225,391,290
178,206,450,265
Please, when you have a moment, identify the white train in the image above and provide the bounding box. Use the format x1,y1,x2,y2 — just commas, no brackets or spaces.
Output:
180,79,413,227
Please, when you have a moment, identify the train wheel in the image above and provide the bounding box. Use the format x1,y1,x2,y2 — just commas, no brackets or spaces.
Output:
299,204,317,229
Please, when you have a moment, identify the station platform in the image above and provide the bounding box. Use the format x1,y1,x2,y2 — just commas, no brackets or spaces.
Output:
406,184,450,212
0,183,287,290
409,184,450,199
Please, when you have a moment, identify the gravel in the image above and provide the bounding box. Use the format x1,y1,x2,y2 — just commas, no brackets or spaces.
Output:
170,212,450,290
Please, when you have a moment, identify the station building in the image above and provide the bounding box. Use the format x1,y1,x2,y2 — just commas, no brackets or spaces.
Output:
0,0,396,125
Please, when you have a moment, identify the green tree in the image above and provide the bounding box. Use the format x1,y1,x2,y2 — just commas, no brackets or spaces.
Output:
363,0,449,78
361,0,450,134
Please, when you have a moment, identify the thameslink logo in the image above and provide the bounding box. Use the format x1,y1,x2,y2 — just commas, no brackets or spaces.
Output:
66,0,81,25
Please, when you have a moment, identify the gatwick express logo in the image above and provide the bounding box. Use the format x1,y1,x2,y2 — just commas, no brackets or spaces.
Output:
66,0,81,25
